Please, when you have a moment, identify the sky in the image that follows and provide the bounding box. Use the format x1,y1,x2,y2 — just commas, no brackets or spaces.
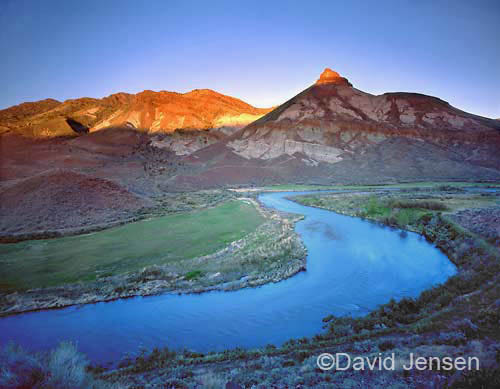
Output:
1,0,499,118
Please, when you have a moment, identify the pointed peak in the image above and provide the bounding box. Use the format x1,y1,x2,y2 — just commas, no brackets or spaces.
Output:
315,68,352,86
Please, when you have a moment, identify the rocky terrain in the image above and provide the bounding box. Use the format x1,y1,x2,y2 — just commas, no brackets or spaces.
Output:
0,98,61,135
227,68,500,167
0,88,271,154
168,68,500,188
1,68,500,239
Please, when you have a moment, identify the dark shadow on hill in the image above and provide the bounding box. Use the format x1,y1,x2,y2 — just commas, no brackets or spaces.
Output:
66,118,89,134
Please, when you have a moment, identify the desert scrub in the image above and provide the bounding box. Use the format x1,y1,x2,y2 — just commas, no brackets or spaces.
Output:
0,342,117,389
293,189,497,231
389,199,449,211
152,189,233,214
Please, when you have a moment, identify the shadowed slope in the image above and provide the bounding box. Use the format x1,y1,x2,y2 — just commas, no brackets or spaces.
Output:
0,170,150,239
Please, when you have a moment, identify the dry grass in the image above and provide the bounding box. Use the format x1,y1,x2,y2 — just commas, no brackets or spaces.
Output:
0,342,118,389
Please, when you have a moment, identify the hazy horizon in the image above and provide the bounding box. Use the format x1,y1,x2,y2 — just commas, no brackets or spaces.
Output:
1,0,499,118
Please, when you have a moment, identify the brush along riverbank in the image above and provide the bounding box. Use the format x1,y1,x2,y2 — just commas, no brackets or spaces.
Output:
90,186,500,388
0,197,306,316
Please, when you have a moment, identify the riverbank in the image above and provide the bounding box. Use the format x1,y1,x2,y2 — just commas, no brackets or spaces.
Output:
0,197,306,316
2,185,499,388
292,187,500,248
94,186,500,388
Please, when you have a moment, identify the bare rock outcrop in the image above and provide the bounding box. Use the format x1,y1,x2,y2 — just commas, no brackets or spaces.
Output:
222,68,500,168
315,68,352,87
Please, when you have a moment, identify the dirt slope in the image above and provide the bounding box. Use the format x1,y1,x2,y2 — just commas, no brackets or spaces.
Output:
0,170,150,238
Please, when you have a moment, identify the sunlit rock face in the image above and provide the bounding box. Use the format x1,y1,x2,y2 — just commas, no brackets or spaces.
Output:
315,68,352,87
226,68,500,168
90,89,270,136
0,89,271,145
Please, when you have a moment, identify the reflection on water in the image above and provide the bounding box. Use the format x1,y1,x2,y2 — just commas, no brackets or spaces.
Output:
304,220,341,240
0,191,457,364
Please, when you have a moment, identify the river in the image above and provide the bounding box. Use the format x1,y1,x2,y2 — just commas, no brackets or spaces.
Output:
0,191,457,364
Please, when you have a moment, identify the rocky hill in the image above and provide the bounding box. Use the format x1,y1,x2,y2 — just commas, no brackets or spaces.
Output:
0,89,271,145
228,68,499,166
0,170,151,240
1,68,499,237
0,99,62,135
170,68,500,187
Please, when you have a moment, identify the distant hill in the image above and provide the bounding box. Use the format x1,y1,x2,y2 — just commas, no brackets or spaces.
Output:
171,68,500,187
0,89,271,140
0,99,61,135
1,69,499,237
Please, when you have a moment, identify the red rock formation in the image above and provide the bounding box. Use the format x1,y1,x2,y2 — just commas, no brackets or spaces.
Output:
1,68,499,196
0,89,272,138
174,67,500,187
315,68,352,87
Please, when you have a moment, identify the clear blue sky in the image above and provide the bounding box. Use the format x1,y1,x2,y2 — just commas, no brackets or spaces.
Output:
1,0,499,118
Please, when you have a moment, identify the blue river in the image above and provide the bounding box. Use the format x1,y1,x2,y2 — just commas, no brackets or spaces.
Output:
0,191,457,364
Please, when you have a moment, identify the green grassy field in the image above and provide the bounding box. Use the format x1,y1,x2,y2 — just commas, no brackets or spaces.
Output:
0,200,264,291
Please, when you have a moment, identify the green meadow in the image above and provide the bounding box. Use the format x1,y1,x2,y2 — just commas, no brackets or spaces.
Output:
0,200,264,291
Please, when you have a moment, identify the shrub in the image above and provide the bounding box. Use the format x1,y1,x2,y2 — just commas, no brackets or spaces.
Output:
327,317,355,337
294,351,310,362
0,342,114,389
391,199,449,211
435,290,454,308
132,347,177,372
163,379,189,389
395,209,411,226
447,367,500,388
0,343,44,388
113,286,125,294
198,372,227,389
432,332,466,346
46,342,91,388
365,197,385,216
184,270,203,280
322,314,334,322
378,340,395,351
141,265,164,278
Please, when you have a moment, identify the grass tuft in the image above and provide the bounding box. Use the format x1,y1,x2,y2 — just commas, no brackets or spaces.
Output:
0,342,117,389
